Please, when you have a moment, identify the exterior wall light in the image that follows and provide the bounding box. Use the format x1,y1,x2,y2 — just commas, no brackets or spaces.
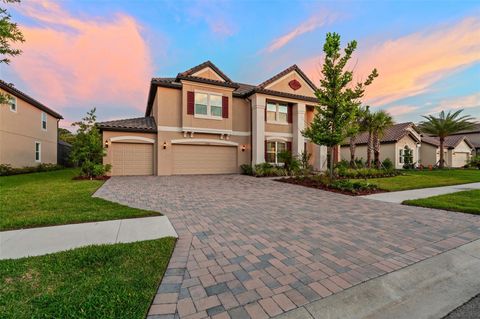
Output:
163,141,167,149
241,145,246,152
104,140,109,148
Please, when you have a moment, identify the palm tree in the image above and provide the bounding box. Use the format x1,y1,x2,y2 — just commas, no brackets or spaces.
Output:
348,105,370,167
419,110,475,168
371,111,394,169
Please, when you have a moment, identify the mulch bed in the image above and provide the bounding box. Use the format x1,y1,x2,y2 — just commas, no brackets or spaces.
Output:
277,177,386,196
72,176,110,181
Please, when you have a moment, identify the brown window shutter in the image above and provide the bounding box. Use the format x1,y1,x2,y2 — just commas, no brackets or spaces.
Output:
265,105,267,121
265,141,268,161
187,91,194,115
287,142,292,152
222,96,228,118
287,104,293,123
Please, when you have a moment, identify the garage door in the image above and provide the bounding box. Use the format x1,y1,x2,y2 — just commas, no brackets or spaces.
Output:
111,143,153,176
173,144,237,175
452,152,469,168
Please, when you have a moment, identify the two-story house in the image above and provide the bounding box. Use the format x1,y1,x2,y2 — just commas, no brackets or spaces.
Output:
98,61,328,176
0,80,63,167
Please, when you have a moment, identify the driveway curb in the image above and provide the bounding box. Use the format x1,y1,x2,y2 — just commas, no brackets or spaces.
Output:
275,239,480,319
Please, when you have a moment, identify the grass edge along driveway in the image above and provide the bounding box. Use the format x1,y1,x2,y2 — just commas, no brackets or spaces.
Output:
0,238,176,319
0,169,160,231
403,189,480,215
366,169,480,191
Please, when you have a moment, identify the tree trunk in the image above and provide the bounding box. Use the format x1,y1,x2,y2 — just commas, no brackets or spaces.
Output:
367,131,373,168
439,137,445,168
373,132,380,169
349,135,356,167
329,146,335,178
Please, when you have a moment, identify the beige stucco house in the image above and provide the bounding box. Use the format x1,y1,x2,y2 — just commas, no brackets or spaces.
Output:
0,80,62,167
421,135,474,168
98,61,328,176
340,122,422,169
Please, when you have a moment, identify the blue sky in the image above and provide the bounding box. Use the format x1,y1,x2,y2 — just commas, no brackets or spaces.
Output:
2,0,479,129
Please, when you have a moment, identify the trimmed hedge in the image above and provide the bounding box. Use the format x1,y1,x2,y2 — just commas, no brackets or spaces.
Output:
0,163,63,176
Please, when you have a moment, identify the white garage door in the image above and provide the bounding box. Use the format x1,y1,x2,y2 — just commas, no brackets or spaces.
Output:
452,152,469,168
111,143,153,176
173,144,237,175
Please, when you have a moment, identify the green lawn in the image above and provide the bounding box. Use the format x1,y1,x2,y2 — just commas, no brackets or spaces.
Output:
0,238,176,319
365,169,480,191
0,169,159,231
403,190,480,215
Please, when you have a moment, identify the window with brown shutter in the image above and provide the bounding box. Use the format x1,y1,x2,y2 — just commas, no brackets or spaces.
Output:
287,104,293,123
222,96,228,118
187,91,194,115
287,142,292,152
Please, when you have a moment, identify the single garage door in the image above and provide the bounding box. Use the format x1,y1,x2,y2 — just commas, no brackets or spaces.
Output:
111,143,153,176
452,152,469,168
173,144,237,175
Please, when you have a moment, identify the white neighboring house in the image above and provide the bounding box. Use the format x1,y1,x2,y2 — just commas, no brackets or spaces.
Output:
421,135,474,168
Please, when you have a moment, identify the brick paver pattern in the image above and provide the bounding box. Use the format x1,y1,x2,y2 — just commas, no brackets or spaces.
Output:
94,175,480,319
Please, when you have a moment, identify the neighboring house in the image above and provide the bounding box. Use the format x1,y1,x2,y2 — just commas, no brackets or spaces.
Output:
442,123,480,156
421,135,474,168
0,80,63,167
98,61,328,176
340,122,422,169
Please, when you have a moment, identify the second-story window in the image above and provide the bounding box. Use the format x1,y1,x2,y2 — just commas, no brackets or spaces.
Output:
41,112,47,130
194,92,222,118
8,96,17,112
266,101,288,123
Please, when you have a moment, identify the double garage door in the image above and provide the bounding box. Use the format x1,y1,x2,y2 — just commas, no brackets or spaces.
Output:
111,142,237,175
111,143,153,176
173,144,237,175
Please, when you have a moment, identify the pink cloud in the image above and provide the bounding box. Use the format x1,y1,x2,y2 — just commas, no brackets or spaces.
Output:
385,105,419,116
300,16,480,106
432,92,480,112
186,1,236,38
264,12,337,53
12,1,154,112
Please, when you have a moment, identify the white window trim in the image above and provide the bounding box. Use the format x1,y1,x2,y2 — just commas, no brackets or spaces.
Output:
41,112,47,131
110,136,155,143
267,140,287,165
171,138,238,146
8,96,17,112
266,101,289,125
193,90,223,120
35,141,41,162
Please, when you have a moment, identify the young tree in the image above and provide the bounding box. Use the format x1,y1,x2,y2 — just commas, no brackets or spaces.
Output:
303,32,378,177
71,108,109,178
371,110,394,168
419,110,475,168
0,0,25,103
58,128,76,145
348,105,369,167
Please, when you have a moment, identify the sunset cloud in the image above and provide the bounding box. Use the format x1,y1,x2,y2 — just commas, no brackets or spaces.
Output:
11,1,153,112
300,16,480,107
432,92,480,112
264,11,337,53
385,105,419,116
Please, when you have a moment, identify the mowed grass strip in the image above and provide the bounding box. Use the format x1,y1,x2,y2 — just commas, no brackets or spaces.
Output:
403,189,480,215
0,169,159,231
0,238,176,319
366,169,480,191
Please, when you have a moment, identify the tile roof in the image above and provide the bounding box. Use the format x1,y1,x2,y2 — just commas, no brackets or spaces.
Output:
443,135,474,149
347,122,418,145
448,123,480,135
421,135,440,146
97,116,157,132
0,79,62,119
145,61,318,116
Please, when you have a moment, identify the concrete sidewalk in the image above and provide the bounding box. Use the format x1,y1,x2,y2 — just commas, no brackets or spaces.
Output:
0,216,178,260
361,182,480,203
275,239,480,319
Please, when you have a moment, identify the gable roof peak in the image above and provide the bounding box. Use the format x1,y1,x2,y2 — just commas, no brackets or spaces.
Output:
177,60,232,83
258,64,317,91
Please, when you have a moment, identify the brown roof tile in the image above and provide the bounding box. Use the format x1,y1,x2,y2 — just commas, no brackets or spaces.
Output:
346,122,418,146
98,116,157,132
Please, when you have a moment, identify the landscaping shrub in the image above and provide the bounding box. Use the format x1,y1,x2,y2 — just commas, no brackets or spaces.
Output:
278,150,300,175
468,155,480,169
335,159,350,169
330,179,378,193
382,158,394,170
240,164,254,175
335,167,400,179
0,163,63,176
300,151,313,171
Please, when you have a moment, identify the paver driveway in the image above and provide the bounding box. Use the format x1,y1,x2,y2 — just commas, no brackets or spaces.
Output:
94,175,480,319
